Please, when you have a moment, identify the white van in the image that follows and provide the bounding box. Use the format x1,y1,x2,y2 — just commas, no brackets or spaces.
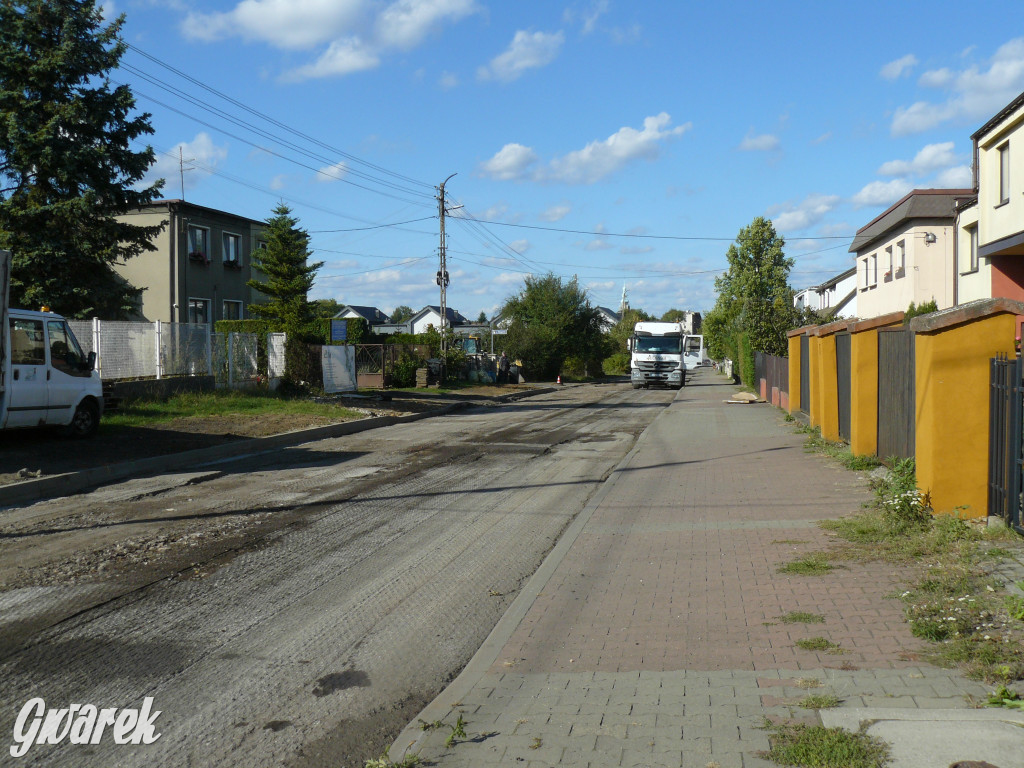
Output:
1,251,103,437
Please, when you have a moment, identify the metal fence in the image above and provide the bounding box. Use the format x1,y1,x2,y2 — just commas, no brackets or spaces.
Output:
989,354,1024,533
877,327,915,460
836,332,852,441
67,319,270,388
754,351,788,406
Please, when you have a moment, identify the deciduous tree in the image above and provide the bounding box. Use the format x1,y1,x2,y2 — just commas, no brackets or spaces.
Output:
0,0,164,318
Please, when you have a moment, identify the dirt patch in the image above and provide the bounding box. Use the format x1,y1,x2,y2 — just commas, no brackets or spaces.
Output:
0,394,442,487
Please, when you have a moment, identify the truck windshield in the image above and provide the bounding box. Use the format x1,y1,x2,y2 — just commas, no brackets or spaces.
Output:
634,336,681,353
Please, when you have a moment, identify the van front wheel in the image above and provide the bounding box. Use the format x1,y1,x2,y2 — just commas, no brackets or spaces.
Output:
65,400,99,438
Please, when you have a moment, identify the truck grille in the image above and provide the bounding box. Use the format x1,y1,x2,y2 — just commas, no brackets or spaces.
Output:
636,360,677,373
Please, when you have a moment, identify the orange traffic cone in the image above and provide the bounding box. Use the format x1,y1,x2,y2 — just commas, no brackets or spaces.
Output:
557,375,562,385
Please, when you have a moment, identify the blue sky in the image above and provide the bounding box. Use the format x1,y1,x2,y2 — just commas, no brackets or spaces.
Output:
112,0,1024,319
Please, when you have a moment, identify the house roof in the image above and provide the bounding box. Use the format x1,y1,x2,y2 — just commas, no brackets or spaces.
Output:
412,305,469,325
971,89,1024,141
848,189,973,254
335,305,390,323
145,199,267,227
596,306,621,322
810,266,857,292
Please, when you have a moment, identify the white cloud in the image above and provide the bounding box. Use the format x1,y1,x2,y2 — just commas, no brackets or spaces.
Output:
852,179,913,208
184,0,477,81
316,161,348,181
478,30,564,82
620,245,654,255
269,174,288,190
439,71,459,89
564,0,609,35
543,113,691,184
812,131,832,145
283,37,380,81
918,68,954,88
374,0,477,50
144,133,228,192
892,37,1024,135
508,239,531,253
877,141,958,177
478,143,539,180
880,53,918,80
770,194,840,232
738,132,780,152
539,203,571,221
182,0,367,49
934,165,972,188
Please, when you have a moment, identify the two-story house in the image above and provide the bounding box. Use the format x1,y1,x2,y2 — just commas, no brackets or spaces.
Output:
956,91,1024,305
849,189,970,319
114,200,266,323
794,267,858,319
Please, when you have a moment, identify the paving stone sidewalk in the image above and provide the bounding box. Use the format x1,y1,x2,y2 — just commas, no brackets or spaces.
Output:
394,371,1008,768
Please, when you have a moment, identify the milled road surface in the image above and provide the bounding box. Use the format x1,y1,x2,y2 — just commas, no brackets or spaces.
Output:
0,382,673,767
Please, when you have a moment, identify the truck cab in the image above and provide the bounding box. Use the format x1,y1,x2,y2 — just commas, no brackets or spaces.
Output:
1,251,102,436
629,321,685,390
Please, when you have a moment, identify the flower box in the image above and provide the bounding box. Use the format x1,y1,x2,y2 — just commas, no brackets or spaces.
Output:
188,251,208,264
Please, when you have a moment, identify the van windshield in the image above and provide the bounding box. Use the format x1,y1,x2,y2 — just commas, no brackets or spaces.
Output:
634,336,681,353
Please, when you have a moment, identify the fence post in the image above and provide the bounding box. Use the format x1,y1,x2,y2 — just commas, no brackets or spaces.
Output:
228,332,234,389
92,318,101,378
154,320,163,380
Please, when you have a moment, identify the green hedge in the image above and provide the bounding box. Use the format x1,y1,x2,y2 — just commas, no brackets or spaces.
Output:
214,316,370,344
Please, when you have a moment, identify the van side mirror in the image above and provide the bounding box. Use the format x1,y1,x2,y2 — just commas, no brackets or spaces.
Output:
86,351,96,371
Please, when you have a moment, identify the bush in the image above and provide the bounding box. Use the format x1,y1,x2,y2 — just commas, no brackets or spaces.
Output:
875,457,932,534
387,351,420,388
602,352,630,375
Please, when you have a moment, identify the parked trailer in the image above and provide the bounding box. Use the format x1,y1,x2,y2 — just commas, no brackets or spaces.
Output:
0,250,103,436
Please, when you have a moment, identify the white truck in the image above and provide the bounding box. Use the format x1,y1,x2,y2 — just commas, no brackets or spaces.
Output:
628,321,705,390
0,250,103,436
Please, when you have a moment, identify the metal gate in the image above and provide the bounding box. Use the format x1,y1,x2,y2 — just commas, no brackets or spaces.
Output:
355,344,385,389
836,332,852,441
877,327,915,460
799,335,810,414
989,354,1024,533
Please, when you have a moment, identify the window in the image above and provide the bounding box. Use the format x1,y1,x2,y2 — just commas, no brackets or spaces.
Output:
10,318,45,365
47,320,89,377
884,246,893,279
999,142,1010,205
861,257,869,290
188,225,209,260
869,253,878,286
223,233,241,264
896,241,905,274
969,226,979,272
223,300,242,320
188,298,210,324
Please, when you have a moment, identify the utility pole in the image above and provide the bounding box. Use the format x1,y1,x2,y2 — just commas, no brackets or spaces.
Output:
437,173,456,359
178,147,195,202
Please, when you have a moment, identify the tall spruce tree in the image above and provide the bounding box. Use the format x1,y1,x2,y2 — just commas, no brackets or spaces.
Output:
0,0,164,318
247,203,323,330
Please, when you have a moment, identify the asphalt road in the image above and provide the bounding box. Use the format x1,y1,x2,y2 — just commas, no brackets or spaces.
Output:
0,381,675,767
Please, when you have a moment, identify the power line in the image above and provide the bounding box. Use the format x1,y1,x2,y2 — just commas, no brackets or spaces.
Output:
310,217,436,233
124,44,435,192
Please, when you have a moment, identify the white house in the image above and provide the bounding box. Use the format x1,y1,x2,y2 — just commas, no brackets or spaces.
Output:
849,188,970,319
956,90,1024,305
794,267,857,319
408,305,470,335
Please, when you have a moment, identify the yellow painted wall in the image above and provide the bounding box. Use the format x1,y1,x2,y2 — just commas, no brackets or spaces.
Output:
849,330,880,457
788,335,801,415
809,336,824,428
915,313,1018,518
818,334,840,441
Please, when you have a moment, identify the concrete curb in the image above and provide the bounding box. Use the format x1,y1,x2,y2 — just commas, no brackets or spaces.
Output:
390,391,671,760
0,386,556,509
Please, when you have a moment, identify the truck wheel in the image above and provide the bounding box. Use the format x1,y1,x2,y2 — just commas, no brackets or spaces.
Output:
65,399,99,438
631,382,643,390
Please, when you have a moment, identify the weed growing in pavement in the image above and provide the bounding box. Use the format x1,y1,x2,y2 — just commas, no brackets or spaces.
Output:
779,611,825,624
797,693,841,709
812,451,1024,684
986,684,1024,710
758,719,890,768
363,746,421,768
795,637,843,654
444,713,467,748
778,554,834,576
418,719,444,731
795,424,881,472
795,678,822,689
529,737,542,750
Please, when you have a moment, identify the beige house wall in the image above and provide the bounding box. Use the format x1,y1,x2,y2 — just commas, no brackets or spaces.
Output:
956,204,989,304
854,223,954,318
977,100,1024,245
114,209,173,322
